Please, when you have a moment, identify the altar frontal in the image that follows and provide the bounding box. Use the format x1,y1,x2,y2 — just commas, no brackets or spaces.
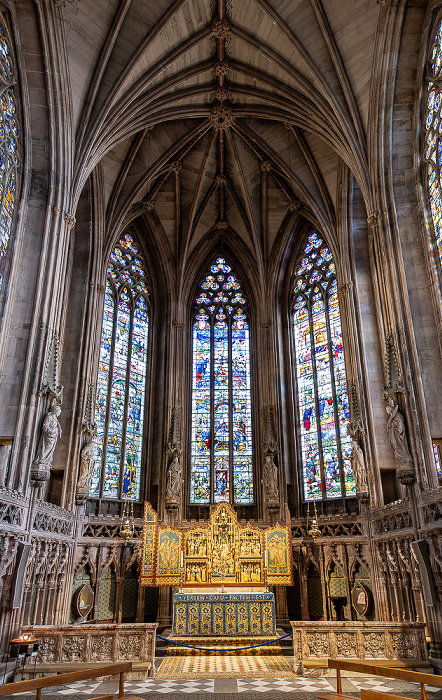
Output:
140,501,293,587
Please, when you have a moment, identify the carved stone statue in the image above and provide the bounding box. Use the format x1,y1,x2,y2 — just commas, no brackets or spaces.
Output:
31,405,62,482
76,438,96,502
263,453,279,503
386,402,413,468
386,401,415,485
350,439,368,497
166,455,182,503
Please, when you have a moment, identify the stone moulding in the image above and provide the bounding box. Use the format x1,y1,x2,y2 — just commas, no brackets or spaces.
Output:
20,623,158,679
291,621,428,674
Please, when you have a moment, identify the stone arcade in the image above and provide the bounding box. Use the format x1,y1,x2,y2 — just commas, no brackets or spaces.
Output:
0,0,442,686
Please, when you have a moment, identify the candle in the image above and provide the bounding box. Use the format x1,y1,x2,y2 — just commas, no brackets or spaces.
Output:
181,551,183,567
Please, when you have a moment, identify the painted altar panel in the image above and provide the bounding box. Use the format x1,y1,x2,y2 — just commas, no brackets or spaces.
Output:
172,593,276,636
140,502,157,585
141,501,292,587
155,527,181,585
265,526,292,585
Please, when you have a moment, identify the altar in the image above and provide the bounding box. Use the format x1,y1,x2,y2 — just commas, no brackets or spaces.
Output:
172,592,276,637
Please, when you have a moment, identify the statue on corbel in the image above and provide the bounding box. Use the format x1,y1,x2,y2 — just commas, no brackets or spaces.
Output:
382,331,415,486
76,381,98,504
31,328,64,486
30,401,62,485
262,406,280,512
165,407,182,513
347,383,370,502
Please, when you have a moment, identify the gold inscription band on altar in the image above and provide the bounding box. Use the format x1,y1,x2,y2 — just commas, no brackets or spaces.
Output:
140,501,293,587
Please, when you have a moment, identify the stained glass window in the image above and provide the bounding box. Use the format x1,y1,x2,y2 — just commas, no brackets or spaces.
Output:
0,16,19,296
424,19,442,270
90,233,149,501
190,257,253,504
292,232,355,501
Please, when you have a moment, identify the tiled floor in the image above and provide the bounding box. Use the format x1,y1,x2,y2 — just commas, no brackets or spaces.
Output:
5,675,440,697
156,654,295,679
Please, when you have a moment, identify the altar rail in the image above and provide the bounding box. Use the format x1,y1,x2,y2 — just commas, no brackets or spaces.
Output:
21,624,157,679
291,622,428,673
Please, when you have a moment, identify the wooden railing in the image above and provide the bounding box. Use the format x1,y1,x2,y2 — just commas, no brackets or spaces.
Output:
0,661,132,700
327,659,442,700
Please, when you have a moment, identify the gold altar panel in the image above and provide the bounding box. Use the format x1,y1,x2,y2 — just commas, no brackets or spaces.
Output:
265,526,292,585
140,502,157,585
140,501,293,587
156,527,181,585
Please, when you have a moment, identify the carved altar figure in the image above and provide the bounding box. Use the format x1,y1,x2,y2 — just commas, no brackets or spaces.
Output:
32,405,62,471
350,439,368,494
263,453,279,502
386,402,413,468
166,455,182,502
77,438,96,493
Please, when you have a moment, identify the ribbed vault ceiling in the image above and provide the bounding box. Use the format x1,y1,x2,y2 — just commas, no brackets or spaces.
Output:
63,0,379,279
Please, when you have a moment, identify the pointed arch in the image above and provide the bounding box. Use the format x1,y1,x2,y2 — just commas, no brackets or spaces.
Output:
292,231,355,501
189,255,254,505
90,232,150,501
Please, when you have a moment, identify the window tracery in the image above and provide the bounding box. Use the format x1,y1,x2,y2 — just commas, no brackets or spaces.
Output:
292,232,355,501
190,257,253,505
90,233,149,501
424,18,442,270
0,16,19,296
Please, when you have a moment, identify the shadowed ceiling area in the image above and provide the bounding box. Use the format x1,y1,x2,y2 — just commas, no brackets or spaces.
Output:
64,0,379,279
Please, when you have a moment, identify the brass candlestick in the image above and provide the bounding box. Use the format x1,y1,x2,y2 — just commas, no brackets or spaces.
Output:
179,562,184,593
264,566,269,592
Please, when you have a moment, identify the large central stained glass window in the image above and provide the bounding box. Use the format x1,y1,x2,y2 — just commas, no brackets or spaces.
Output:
190,257,253,505
293,232,355,501
89,233,149,501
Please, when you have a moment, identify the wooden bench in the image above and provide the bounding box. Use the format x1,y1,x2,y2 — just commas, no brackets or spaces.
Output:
317,659,442,700
361,691,417,700
0,661,143,700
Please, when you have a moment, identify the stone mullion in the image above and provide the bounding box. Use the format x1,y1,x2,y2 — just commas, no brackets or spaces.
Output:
367,214,430,501
64,176,105,509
